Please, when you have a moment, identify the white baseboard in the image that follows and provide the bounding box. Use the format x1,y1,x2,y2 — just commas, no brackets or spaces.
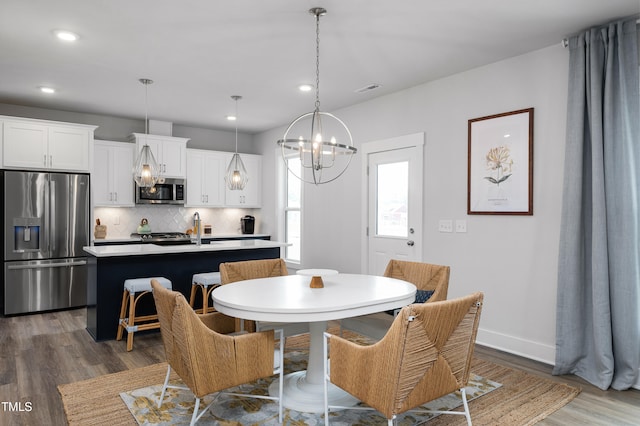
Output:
477,328,640,390
476,327,555,366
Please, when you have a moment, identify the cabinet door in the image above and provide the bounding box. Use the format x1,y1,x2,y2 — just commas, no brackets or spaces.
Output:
186,150,225,207
3,121,49,169
93,143,112,205
203,153,226,206
224,154,261,207
160,139,186,177
93,141,134,206
134,135,187,178
111,144,134,206
135,135,162,169
186,151,205,206
48,126,90,171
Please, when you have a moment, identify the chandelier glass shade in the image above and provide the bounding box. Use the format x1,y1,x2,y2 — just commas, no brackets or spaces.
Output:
225,95,249,190
133,78,160,188
277,7,356,185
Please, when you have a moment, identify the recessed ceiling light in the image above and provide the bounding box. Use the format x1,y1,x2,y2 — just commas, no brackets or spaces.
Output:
39,86,56,94
298,84,313,92
226,115,237,121
54,30,79,42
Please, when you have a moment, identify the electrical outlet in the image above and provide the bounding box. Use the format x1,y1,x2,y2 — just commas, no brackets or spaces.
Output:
438,219,453,233
113,215,120,225
456,220,467,233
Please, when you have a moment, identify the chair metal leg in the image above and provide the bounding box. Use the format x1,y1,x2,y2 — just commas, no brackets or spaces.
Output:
190,398,201,426
158,365,171,408
461,388,472,426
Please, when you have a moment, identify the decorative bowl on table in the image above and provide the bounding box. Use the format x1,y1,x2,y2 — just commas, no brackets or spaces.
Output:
296,269,338,288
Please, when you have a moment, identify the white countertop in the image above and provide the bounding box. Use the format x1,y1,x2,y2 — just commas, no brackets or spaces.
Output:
92,233,270,244
84,239,289,257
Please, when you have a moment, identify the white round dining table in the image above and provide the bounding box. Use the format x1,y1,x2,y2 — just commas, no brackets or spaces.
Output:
212,273,416,413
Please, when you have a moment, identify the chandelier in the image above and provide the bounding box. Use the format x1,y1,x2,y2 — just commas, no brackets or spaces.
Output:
133,78,160,188
225,95,249,190
277,7,357,185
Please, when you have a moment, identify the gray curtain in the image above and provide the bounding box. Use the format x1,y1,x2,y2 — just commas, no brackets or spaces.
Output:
554,18,640,391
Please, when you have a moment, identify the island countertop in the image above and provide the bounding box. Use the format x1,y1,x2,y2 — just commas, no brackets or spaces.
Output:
84,239,289,257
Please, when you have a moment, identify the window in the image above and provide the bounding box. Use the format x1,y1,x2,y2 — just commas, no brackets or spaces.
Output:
375,161,409,237
284,157,301,263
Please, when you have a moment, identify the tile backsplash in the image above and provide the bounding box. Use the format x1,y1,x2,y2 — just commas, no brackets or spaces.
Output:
93,206,260,238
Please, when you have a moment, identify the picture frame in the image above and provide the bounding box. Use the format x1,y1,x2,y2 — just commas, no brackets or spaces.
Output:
467,108,533,215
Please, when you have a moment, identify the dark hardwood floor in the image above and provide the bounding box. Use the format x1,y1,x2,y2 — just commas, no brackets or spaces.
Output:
1,308,639,425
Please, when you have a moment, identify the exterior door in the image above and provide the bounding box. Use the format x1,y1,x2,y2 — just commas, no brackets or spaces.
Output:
364,134,423,275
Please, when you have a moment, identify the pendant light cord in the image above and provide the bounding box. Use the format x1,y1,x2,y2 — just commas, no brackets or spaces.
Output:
235,97,239,153
144,83,148,135
315,11,321,111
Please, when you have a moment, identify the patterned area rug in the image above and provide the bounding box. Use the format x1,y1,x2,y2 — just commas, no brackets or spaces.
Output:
119,349,501,425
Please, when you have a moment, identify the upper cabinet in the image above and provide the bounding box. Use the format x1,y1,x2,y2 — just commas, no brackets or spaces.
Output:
224,153,262,208
93,140,135,207
129,133,188,178
186,149,262,208
185,149,226,207
2,117,96,172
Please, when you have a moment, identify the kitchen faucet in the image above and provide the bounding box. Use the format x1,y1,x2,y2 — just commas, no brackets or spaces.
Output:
193,212,201,246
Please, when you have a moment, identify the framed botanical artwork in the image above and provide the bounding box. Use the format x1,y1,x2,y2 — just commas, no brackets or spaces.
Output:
467,108,533,215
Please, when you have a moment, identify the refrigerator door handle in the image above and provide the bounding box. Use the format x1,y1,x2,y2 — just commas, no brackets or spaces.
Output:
49,178,56,253
7,260,88,270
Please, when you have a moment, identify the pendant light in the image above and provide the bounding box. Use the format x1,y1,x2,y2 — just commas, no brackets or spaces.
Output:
133,78,160,188
225,95,249,190
277,7,357,185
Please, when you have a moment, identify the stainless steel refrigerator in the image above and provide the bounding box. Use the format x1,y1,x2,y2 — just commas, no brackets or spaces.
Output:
2,170,89,315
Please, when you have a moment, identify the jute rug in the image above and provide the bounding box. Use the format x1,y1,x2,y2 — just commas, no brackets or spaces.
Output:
117,350,499,425
58,332,580,426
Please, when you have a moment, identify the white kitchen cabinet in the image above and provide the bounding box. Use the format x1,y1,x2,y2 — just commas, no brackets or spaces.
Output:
186,149,225,207
2,117,95,171
93,140,135,206
224,153,262,207
129,133,188,178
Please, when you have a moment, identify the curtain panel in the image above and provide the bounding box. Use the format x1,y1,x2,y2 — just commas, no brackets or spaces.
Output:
554,18,640,391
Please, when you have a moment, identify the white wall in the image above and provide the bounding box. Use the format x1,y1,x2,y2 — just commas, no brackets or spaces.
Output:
256,44,569,365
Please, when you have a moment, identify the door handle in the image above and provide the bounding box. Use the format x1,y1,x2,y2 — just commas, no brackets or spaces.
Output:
8,260,88,270
407,240,415,246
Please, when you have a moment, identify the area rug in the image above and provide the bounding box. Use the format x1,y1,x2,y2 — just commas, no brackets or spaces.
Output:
58,331,581,426
118,349,500,425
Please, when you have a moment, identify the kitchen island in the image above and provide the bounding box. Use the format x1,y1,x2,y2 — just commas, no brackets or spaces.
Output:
83,240,287,341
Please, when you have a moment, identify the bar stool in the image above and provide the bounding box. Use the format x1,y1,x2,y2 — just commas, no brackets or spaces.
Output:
116,276,172,351
189,272,221,314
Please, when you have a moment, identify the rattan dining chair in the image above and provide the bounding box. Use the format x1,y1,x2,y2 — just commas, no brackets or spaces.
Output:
324,292,483,426
150,279,284,425
340,259,450,340
219,258,309,337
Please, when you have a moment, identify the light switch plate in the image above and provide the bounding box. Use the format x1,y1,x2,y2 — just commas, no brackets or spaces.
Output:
456,220,467,233
438,219,453,233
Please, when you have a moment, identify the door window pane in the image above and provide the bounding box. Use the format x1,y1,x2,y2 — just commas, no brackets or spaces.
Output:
376,161,408,237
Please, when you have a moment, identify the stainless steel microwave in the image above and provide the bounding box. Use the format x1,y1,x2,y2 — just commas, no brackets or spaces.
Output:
135,177,185,205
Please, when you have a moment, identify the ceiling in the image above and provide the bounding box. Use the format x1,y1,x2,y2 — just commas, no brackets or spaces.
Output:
1,0,638,134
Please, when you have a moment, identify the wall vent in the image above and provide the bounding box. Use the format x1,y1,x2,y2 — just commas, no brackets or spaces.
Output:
354,83,382,94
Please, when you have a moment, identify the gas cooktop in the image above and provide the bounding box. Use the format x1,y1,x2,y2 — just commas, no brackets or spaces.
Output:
130,232,192,245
